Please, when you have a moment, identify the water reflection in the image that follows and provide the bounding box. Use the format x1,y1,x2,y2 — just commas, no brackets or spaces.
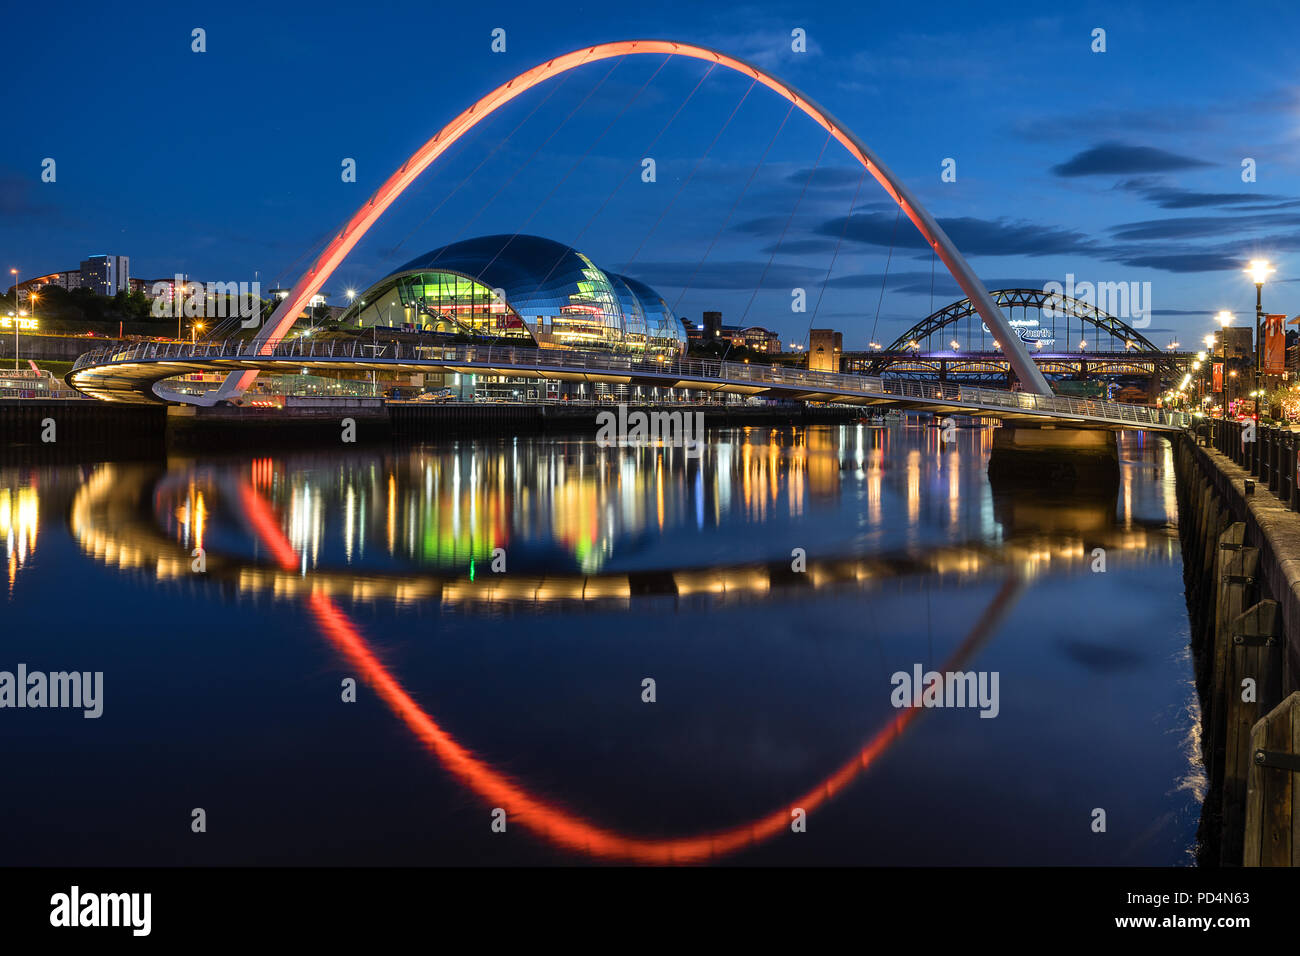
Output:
0,478,39,593
66,427,1181,614
3,424,1201,865
91,423,1176,585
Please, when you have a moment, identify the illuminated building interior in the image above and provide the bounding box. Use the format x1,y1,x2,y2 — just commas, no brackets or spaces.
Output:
339,235,687,358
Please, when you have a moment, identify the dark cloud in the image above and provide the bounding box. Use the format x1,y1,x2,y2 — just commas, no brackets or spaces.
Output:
1109,213,1300,241
813,211,1098,258
757,238,840,256
784,166,866,189
1112,253,1241,273
1051,142,1213,177
624,260,822,291
1117,178,1295,210
824,274,1049,298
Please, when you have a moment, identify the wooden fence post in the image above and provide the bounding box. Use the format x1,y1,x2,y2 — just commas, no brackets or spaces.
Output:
1244,691,1300,866
1221,600,1282,865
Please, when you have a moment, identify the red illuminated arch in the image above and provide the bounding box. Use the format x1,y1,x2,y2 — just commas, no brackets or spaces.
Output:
238,479,1017,863
212,40,1050,401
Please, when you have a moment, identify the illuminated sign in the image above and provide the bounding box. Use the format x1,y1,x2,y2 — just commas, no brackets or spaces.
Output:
0,317,37,331
982,319,1054,347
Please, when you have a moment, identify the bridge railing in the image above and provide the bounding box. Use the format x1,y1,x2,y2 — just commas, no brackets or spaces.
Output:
70,338,1191,428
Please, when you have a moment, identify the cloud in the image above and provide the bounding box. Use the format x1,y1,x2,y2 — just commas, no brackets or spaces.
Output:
1109,213,1300,241
1112,253,1242,273
784,166,865,189
625,260,822,291
1117,178,1296,210
813,211,1098,258
1051,142,1213,177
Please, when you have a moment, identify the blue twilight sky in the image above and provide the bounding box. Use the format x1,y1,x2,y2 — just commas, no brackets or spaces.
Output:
4,0,1300,349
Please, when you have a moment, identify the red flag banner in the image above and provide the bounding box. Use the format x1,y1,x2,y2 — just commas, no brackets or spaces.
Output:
1265,312,1287,374
1213,362,1224,393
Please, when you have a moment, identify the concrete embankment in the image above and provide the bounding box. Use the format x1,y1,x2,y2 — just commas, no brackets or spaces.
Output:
1176,421,1300,866
1,398,861,453
0,399,165,461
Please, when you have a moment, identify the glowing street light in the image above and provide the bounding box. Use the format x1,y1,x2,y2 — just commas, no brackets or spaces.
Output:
1246,259,1274,391
1247,259,1274,286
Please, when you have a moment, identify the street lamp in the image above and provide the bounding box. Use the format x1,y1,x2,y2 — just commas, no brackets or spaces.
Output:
176,280,188,341
1247,259,1274,391
1215,312,1234,415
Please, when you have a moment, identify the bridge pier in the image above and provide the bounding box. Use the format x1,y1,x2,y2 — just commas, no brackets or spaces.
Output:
987,423,1119,488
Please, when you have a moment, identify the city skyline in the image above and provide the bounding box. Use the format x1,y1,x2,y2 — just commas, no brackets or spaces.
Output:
4,3,1299,348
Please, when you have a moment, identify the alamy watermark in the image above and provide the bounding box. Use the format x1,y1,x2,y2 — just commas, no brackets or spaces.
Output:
50,886,150,936
0,664,103,718
595,404,706,458
890,664,999,718
1042,274,1151,328
150,275,261,328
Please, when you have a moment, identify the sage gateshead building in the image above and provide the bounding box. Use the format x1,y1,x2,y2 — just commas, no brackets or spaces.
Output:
339,234,687,358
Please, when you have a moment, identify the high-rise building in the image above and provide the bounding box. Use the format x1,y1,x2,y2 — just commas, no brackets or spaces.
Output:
80,255,130,296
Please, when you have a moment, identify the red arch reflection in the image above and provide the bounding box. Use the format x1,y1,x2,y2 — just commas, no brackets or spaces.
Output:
239,480,1014,862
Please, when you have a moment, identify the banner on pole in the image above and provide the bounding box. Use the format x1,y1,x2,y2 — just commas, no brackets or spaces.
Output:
1265,313,1287,374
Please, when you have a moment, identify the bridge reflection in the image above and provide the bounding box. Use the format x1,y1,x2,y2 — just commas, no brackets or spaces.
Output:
67,431,1178,613
50,431,1180,863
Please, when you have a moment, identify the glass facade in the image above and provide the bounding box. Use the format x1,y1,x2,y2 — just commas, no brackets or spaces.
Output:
341,235,687,358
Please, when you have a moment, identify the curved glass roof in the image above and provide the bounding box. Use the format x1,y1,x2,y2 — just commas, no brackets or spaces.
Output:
341,235,686,357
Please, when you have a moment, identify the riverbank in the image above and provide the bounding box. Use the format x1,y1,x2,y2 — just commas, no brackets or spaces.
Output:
1175,422,1300,866
0,398,862,454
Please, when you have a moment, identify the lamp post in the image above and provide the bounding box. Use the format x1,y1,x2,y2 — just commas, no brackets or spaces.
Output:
8,268,17,369
176,278,187,342
1216,312,1233,415
1247,259,1274,394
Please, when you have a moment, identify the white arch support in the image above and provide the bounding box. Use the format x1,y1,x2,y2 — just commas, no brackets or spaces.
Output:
200,40,1050,404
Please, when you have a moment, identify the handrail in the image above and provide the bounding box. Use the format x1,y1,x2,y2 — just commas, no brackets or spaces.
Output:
68,338,1192,429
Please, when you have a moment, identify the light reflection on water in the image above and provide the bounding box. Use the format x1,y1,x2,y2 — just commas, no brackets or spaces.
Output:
1,423,1202,865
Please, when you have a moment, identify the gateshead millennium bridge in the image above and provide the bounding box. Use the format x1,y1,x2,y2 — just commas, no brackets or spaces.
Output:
65,40,1190,434
67,338,1190,431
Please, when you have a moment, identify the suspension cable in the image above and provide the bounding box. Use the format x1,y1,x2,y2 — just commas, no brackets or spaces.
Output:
867,207,902,349
803,169,866,351
670,100,797,315
724,128,832,360
619,75,759,273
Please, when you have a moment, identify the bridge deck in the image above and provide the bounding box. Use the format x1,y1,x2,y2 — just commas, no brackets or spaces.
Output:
68,339,1192,431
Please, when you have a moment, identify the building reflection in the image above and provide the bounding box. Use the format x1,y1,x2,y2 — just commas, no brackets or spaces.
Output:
132,422,1185,584
151,426,862,576
0,478,39,594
